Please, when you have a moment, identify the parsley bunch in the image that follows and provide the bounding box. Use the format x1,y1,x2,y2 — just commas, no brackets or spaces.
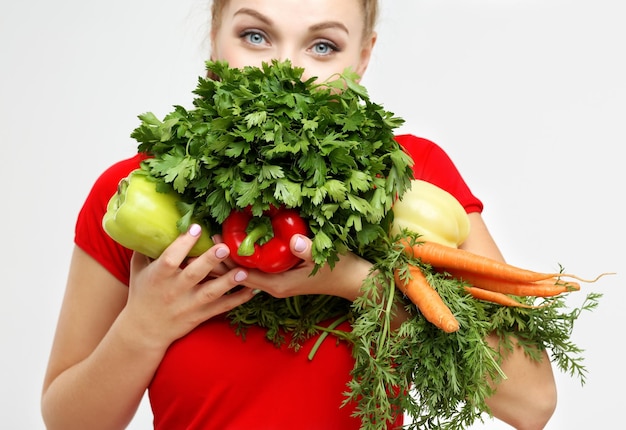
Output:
132,60,413,269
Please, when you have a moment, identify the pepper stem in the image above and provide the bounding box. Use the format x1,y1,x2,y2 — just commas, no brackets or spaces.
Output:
238,222,270,256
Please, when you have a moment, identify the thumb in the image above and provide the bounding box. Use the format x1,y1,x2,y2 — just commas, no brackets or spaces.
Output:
290,234,313,262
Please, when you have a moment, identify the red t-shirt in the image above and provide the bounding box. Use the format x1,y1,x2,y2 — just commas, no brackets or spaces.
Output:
74,134,482,429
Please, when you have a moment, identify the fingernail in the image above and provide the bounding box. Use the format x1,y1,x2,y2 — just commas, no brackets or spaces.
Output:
294,235,307,253
189,224,202,237
234,270,247,282
251,288,262,295
215,246,229,259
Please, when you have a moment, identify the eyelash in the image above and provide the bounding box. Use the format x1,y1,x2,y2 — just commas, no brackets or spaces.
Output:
239,30,340,56
312,40,340,56
240,30,268,46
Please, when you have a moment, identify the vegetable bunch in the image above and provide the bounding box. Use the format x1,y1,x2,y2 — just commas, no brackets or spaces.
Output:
125,60,605,430
132,60,413,270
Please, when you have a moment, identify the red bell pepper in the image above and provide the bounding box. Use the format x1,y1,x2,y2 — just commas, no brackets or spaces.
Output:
222,206,309,273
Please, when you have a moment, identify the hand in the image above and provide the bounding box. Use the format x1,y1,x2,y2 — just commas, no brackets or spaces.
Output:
240,234,373,301
121,224,257,350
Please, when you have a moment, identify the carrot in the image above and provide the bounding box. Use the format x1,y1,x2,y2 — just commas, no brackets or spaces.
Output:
449,269,580,297
403,240,609,284
463,286,541,308
394,265,460,333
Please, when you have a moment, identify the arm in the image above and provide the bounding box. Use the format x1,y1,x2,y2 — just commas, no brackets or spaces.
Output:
239,214,556,429
41,247,161,429
461,213,557,430
41,230,257,430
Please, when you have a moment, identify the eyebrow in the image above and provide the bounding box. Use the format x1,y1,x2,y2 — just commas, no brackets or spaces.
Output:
234,8,273,26
310,21,349,35
233,8,349,35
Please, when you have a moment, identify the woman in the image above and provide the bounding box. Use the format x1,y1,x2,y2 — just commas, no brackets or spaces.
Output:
41,1,557,429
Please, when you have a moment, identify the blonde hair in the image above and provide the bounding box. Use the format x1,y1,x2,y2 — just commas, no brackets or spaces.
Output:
210,0,379,40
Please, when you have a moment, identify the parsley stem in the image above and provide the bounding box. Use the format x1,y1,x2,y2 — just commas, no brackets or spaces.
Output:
307,314,350,361
284,297,301,317
377,274,396,358
486,344,507,380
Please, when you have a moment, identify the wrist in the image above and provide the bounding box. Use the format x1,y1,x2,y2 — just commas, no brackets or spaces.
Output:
112,308,173,356
330,253,373,302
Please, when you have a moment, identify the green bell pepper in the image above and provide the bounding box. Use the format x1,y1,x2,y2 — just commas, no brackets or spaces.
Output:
102,169,213,259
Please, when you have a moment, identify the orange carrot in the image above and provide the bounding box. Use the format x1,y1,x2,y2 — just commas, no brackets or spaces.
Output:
463,286,541,308
403,240,608,284
394,265,460,333
449,269,580,297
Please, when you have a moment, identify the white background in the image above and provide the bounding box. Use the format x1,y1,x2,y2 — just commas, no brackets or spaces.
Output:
1,0,624,428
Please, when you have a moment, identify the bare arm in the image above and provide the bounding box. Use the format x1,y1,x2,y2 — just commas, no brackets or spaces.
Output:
461,213,557,430
42,247,161,429
42,229,257,430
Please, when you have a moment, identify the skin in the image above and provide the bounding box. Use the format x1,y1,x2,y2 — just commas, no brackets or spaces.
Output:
210,0,375,81
41,1,557,429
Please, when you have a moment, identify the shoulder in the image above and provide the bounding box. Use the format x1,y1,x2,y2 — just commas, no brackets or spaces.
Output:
394,133,458,178
394,133,440,154
394,134,454,174
74,153,149,285
394,134,483,214
91,153,150,194
394,134,441,162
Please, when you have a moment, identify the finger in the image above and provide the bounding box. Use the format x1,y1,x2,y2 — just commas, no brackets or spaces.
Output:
130,251,152,278
155,224,205,274
181,243,232,286
290,234,313,262
203,284,259,316
208,233,240,270
207,261,231,277
196,267,250,305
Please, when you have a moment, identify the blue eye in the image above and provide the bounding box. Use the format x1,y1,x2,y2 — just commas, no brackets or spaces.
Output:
243,31,266,45
313,41,338,56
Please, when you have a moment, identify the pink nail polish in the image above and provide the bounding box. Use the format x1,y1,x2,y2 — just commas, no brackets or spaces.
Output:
189,224,202,237
294,236,307,253
234,270,247,282
215,247,229,259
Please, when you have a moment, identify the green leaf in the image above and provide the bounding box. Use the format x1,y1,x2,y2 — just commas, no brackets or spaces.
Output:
323,179,348,202
245,110,267,128
259,164,284,180
274,179,302,207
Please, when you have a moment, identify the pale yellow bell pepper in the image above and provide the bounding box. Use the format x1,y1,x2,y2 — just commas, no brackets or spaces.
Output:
391,180,470,248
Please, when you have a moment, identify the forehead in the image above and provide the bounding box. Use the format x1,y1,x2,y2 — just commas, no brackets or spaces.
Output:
218,0,365,33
